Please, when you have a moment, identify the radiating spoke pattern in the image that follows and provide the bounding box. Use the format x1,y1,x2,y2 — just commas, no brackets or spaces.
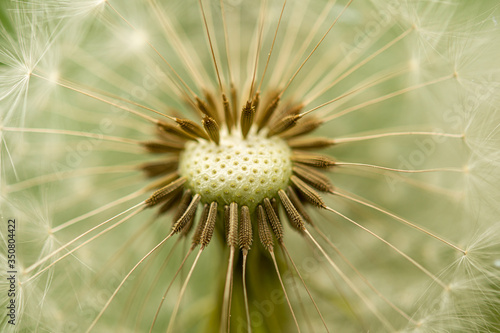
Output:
1,1,499,333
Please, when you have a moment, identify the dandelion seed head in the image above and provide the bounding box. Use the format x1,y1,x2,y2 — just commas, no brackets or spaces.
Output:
2,0,500,332
179,129,292,211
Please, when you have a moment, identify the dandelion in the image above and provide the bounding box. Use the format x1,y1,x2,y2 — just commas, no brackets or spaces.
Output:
1,0,500,332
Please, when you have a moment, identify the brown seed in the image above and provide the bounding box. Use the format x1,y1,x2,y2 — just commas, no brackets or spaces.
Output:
224,205,230,243
139,157,179,178
257,90,279,119
145,171,180,191
180,207,197,237
257,96,280,131
293,165,334,192
285,103,304,116
257,205,274,252
192,204,209,246
270,198,279,216
228,202,239,248
239,206,253,251
267,114,302,137
203,90,219,120
172,190,193,223
141,140,185,153
251,92,260,113
202,116,220,145
145,177,186,207
182,96,200,115
157,120,197,141
267,102,301,129
240,100,255,139
291,152,336,168
278,189,305,231
287,137,335,150
263,198,284,243
175,191,197,237
196,96,219,123
175,118,210,141
157,190,183,216
290,175,325,208
287,186,314,225
201,201,218,248
222,93,233,132
230,83,238,124
172,194,201,234
279,117,323,139
155,129,185,144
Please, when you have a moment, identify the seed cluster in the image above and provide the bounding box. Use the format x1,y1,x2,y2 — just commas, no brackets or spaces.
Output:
139,86,337,255
179,129,292,210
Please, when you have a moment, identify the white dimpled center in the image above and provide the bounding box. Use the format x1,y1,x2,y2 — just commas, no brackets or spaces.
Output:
179,131,292,210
